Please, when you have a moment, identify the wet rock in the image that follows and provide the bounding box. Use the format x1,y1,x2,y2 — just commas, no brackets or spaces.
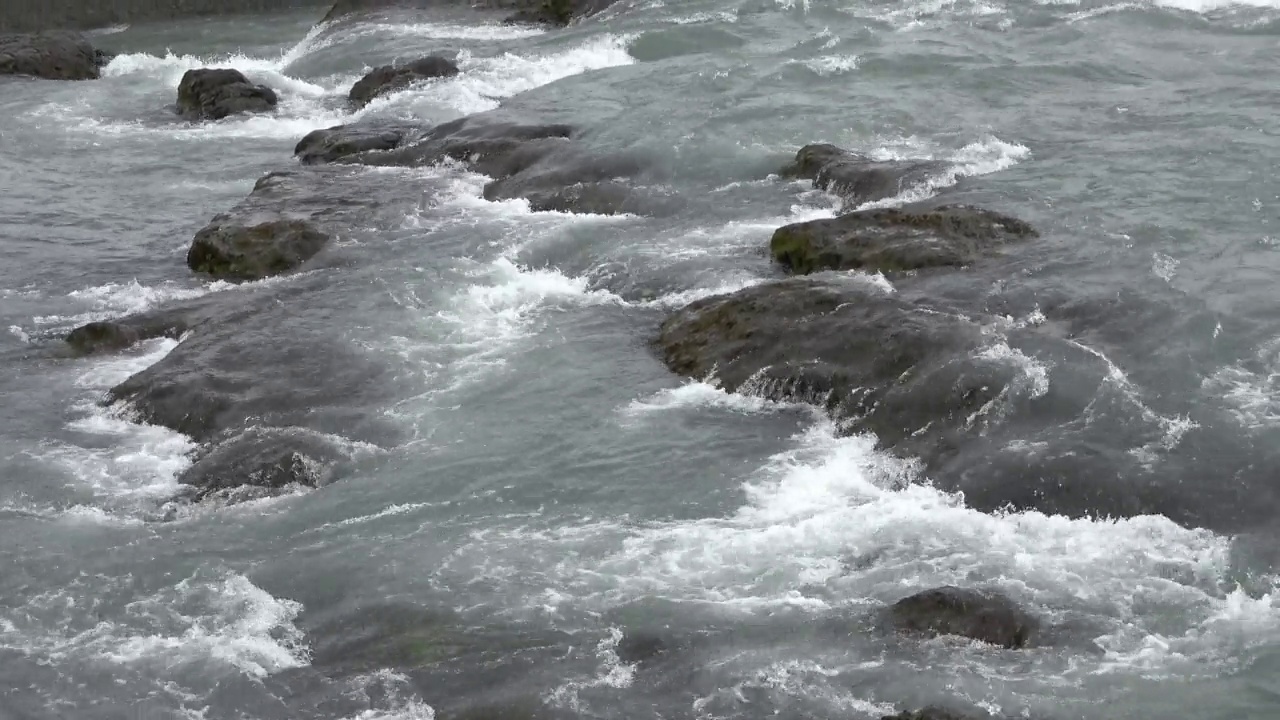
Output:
882,709,990,720
188,217,329,281
655,277,1012,456
770,204,1038,274
176,68,278,121
65,312,190,356
348,55,459,109
179,428,346,499
295,123,414,165
615,631,668,665
107,283,402,443
0,31,110,80
321,0,618,26
781,143,947,207
889,586,1037,649
481,148,654,215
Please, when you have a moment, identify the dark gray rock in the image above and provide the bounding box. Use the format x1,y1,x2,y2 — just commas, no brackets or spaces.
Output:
655,277,1012,456
348,54,459,108
176,68,278,121
65,312,190,356
295,123,414,165
889,586,1038,649
882,709,991,720
321,0,618,26
188,217,329,281
615,632,668,665
0,31,109,80
179,427,345,499
0,1,331,35
770,204,1037,274
781,143,948,208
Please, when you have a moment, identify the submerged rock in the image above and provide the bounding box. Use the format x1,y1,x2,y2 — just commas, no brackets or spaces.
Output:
179,427,346,500
176,68,278,121
615,631,668,665
655,277,1010,455
348,55,459,108
770,204,1038,274
65,312,190,356
889,586,1037,649
295,123,414,165
321,0,618,26
781,143,947,208
188,217,329,281
882,709,992,720
0,31,110,80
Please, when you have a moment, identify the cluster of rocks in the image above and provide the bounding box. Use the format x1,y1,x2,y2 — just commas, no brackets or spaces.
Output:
35,2,1094,717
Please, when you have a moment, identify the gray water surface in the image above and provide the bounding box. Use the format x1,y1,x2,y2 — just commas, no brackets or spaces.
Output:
3,1,1280,718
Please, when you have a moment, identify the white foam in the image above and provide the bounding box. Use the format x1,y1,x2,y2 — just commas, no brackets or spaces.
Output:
623,381,815,417
102,572,309,678
800,54,860,76
1154,0,1280,10
1203,337,1280,430
547,628,635,712
368,20,547,40
360,33,636,116
856,135,1031,210
31,280,225,329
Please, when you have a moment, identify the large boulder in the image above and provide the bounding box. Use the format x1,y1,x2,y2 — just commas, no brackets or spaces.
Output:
348,55,459,109
770,204,1037,274
188,218,329,281
781,143,947,208
0,31,109,80
889,586,1037,649
176,68,278,121
655,277,1013,455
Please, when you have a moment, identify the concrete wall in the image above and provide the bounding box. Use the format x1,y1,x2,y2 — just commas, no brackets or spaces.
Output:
0,0,329,33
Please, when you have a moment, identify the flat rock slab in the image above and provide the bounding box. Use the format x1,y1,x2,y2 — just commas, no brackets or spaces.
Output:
770,204,1038,274
349,55,459,108
176,67,278,121
0,31,109,80
781,143,948,208
889,586,1038,649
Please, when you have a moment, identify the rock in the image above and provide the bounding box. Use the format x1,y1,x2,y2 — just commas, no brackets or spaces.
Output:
106,281,403,444
188,218,329,281
176,68,278,121
882,709,990,720
0,31,109,80
65,312,189,356
615,632,668,665
178,427,346,500
321,0,618,26
770,204,1038,274
295,124,411,165
889,586,1037,649
655,277,1012,454
781,143,947,207
348,55,459,109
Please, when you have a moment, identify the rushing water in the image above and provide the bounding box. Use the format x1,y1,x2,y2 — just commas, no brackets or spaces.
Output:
3,1,1280,718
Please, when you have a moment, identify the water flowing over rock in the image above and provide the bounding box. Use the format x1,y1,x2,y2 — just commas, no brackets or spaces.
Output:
348,54,459,108
65,313,190,356
175,68,278,121
0,31,109,79
188,218,329,281
770,204,1038,274
889,586,1038,649
178,427,345,500
882,709,997,720
321,0,619,26
781,143,948,208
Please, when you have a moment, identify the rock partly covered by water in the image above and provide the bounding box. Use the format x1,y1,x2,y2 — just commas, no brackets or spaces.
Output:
0,31,110,80
189,217,329,281
297,115,666,215
178,427,345,500
655,277,1013,456
321,0,618,26
882,709,994,720
176,68,278,121
889,586,1038,649
348,55,459,108
782,143,947,208
770,204,1038,274
65,312,190,356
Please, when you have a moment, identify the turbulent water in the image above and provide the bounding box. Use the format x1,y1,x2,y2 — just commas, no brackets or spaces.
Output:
3,1,1280,718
